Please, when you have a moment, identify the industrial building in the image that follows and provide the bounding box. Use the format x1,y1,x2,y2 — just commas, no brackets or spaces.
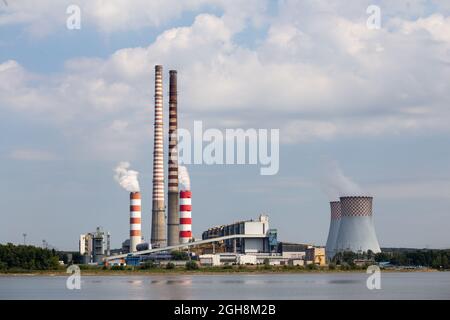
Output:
79,227,110,263
202,215,277,254
305,247,326,266
198,243,325,267
278,242,309,259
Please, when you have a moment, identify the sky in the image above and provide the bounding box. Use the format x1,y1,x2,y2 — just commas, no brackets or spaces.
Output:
1,0,450,251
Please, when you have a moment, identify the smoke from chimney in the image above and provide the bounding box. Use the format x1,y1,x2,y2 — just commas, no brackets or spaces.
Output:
179,165,191,191
321,160,364,200
114,161,140,192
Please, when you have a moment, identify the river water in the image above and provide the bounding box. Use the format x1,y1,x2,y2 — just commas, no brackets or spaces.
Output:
1,272,449,299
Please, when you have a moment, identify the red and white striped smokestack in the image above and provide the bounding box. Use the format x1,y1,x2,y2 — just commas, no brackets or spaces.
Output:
179,190,192,244
167,70,179,246
151,65,166,248
130,192,142,252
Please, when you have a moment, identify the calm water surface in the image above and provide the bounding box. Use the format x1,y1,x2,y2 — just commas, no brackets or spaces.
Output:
1,272,449,299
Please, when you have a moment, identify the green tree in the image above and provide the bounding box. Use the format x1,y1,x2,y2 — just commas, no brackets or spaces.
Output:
0,243,60,271
140,261,156,269
441,255,449,269
185,261,199,270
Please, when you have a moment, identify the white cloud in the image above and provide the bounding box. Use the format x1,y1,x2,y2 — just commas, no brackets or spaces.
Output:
0,0,268,35
2,2,450,159
399,14,450,43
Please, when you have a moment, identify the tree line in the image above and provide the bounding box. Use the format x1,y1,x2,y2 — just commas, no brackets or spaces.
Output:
333,249,450,269
0,243,60,271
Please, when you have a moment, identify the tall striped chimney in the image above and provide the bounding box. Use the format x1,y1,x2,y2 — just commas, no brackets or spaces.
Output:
130,192,142,252
167,70,179,246
151,65,166,248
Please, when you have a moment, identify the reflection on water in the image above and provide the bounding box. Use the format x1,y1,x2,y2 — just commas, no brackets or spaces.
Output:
222,280,245,284
165,280,192,285
1,272,449,300
328,280,361,284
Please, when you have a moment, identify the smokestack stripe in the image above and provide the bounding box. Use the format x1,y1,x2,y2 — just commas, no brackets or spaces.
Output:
151,65,166,247
179,224,192,231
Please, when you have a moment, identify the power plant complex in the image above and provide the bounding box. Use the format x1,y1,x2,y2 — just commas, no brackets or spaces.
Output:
78,65,382,267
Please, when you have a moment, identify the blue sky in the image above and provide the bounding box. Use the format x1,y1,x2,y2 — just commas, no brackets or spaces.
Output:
1,0,450,250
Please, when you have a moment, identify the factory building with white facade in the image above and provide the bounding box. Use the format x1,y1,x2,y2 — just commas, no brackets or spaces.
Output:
202,215,278,254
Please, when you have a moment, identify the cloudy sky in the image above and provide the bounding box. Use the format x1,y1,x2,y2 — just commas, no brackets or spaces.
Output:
1,0,450,250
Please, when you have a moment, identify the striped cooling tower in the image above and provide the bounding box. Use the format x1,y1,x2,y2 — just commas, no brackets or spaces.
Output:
334,196,381,254
151,65,166,248
130,192,142,252
179,190,192,244
167,70,179,246
325,201,341,260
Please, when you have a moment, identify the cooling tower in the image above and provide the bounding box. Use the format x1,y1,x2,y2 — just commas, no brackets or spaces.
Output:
179,190,192,244
129,192,142,252
167,70,179,246
151,65,166,248
325,201,341,260
335,196,381,254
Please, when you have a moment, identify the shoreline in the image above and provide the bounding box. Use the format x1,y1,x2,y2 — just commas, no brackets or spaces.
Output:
0,268,440,277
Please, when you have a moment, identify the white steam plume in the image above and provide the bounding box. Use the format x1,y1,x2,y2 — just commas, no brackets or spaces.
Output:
114,161,140,192
179,165,191,191
321,160,365,200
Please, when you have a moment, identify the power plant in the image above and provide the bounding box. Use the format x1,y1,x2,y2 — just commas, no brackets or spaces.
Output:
333,196,381,256
325,201,341,260
151,65,166,248
167,70,179,246
101,65,383,266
